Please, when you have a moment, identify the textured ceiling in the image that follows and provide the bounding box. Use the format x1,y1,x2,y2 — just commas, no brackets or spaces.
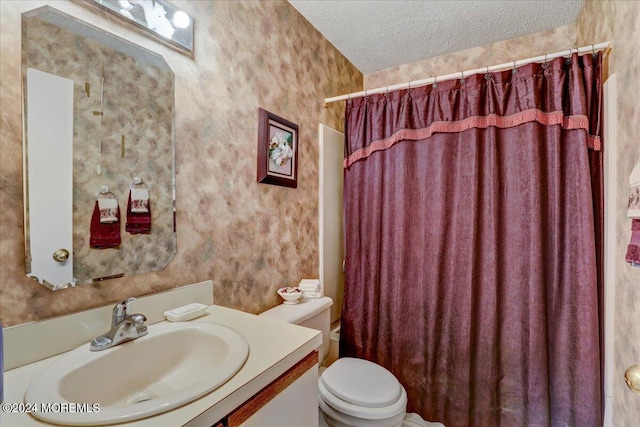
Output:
288,0,585,74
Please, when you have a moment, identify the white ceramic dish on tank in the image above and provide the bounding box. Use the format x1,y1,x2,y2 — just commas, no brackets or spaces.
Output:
277,286,303,304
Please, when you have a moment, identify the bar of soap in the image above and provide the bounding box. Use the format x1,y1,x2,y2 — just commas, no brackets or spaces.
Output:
164,303,208,322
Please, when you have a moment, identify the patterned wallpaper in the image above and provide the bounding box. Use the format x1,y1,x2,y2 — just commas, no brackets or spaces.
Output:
576,1,640,424
2,0,638,423
0,0,361,326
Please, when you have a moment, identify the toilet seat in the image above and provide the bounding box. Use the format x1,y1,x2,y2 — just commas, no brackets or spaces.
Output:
318,357,407,421
320,357,403,407
319,379,407,420
318,394,406,427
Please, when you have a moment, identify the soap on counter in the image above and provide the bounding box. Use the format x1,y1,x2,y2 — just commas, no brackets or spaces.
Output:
164,303,208,322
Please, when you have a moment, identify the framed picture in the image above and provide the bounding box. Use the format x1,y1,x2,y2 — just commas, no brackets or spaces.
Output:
256,108,298,188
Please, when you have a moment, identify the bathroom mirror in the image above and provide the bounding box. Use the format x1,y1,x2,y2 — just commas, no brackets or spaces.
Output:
22,6,176,290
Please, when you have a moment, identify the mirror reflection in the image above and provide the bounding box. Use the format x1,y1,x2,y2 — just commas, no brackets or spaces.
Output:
92,0,194,52
23,6,176,290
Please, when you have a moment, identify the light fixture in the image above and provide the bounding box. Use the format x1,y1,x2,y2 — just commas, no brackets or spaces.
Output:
172,10,190,29
91,0,194,52
117,0,133,11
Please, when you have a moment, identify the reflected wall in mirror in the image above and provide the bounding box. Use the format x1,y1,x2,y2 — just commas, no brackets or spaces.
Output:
23,6,176,290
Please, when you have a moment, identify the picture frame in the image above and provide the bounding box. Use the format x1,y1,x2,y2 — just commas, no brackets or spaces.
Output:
256,108,298,188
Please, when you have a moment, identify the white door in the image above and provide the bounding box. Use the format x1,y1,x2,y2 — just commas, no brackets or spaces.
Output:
319,124,345,323
26,68,74,289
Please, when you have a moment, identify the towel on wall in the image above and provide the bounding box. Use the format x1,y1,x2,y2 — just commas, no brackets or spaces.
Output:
629,162,640,218
625,219,640,266
130,188,150,213
90,200,121,249
126,190,151,234
628,184,640,219
97,198,119,223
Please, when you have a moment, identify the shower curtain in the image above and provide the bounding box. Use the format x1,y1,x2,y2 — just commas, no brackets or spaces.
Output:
340,53,603,426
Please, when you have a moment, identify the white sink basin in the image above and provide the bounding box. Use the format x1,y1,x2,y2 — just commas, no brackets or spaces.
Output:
25,321,250,426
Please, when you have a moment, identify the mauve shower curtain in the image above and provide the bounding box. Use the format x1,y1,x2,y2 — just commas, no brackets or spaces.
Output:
340,53,603,426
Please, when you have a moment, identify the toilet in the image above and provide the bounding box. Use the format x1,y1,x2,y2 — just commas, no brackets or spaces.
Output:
259,297,432,427
259,297,333,372
317,356,408,427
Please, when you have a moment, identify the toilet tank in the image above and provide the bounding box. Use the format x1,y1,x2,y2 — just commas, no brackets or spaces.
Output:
259,297,333,364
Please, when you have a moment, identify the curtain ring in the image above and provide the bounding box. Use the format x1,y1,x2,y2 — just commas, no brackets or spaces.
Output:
433,76,438,88
541,54,551,69
460,70,465,82
485,66,491,79
512,60,518,74
565,48,573,64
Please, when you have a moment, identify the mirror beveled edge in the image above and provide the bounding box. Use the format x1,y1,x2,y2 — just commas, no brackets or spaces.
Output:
22,6,177,290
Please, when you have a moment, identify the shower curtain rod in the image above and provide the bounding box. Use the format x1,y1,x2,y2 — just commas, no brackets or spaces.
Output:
324,41,610,105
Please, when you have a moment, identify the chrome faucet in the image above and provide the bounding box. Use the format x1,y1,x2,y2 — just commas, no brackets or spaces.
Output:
90,298,148,351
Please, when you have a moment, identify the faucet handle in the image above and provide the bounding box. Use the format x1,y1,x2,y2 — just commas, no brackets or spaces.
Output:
129,313,148,334
129,313,146,324
121,297,135,315
112,297,136,326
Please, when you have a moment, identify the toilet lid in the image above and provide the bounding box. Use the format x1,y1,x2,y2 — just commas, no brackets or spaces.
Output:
319,357,403,408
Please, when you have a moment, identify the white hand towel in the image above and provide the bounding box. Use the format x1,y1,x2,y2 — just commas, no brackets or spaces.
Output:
299,279,323,298
628,163,640,218
302,291,322,299
97,198,119,223
130,188,150,213
299,279,321,289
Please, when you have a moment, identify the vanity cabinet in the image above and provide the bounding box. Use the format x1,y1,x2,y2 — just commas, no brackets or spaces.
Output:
204,351,319,427
3,283,323,427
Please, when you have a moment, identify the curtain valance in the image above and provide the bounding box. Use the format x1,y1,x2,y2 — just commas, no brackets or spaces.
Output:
345,52,603,168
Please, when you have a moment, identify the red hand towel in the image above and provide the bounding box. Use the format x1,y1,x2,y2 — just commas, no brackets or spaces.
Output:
90,201,121,249
625,219,640,265
126,191,152,234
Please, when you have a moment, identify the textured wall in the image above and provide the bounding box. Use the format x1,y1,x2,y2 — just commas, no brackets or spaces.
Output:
576,1,640,424
0,0,361,326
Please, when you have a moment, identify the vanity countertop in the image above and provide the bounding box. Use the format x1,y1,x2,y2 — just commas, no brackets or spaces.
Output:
2,304,322,426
